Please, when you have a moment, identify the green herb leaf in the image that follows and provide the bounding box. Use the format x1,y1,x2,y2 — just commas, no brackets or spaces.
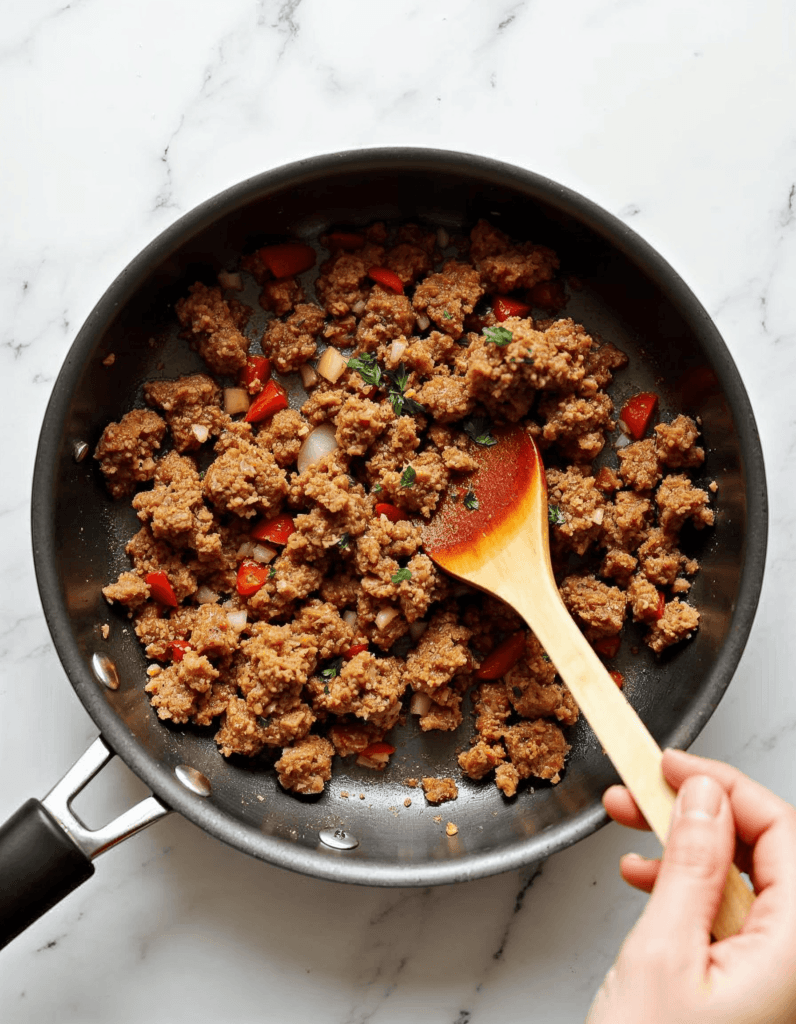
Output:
320,657,343,682
541,653,551,662
268,564,277,579
347,352,383,387
323,684,330,695
548,505,566,526
385,364,426,418
391,568,413,584
483,325,513,347
442,309,452,321
463,416,497,447
400,465,416,488
463,489,479,512
372,483,382,493
338,532,350,550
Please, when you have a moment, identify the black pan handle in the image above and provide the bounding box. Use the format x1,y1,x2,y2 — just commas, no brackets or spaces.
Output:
0,799,94,948
0,737,169,949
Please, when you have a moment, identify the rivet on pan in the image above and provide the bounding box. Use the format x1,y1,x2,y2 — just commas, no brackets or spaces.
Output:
319,827,359,851
91,652,119,690
174,765,211,797
73,441,90,463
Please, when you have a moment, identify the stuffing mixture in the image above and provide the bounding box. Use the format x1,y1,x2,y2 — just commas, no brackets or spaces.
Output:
96,220,714,799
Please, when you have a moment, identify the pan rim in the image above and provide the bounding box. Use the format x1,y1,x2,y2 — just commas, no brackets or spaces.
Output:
30,146,768,886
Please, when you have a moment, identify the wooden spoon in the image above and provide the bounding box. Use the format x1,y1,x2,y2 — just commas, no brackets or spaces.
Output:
423,424,753,940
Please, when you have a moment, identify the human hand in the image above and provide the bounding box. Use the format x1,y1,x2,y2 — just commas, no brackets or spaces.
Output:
587,748,796,1024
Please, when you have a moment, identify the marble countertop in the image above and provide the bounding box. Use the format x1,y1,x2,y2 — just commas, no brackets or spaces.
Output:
1,2,794,1021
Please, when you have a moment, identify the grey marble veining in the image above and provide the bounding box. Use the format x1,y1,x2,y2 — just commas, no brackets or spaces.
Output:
1,1,794,1021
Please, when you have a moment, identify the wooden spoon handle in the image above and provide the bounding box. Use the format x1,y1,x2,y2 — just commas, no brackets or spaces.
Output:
512,589,754,940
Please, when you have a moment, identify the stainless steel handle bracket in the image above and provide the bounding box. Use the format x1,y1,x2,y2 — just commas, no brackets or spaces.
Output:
41,736,170,860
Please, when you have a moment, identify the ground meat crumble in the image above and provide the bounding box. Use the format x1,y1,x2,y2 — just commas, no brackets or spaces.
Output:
96,220,713,800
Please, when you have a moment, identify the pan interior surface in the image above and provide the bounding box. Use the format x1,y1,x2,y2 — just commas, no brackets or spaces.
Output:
32,150,767,885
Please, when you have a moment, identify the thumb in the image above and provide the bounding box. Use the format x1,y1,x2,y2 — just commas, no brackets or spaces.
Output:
641,774,736,949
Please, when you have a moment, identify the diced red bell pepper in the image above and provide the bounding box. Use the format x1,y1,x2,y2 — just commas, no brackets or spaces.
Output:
493,295,531,322
344,643,369,660
236,559,271,597
593,635,621,658
655,591,666,620
359,741,396,757
145,571,178,608
244,379,289,423
257,242,316,279
324,231,366,250
367,266,404,294
251,512,295,545
619,392,659,440
476,631,526,680
168,639,192,663
609,670,624,689
374,502,409,523
239,355,271,394
528,280,566,311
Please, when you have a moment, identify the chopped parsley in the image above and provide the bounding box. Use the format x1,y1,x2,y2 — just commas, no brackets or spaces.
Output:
338,532,351,550
323,684,330,695
548,505,566,526
463,415,497,447
483,325,513,347
463,489,479,512
400,465,416,488
442,309,453,321
386,364,426,417
391,568,413,584
268,564,277,579
541,653,551,662
348,354,425,417
320,657,343,682
347,352,383,388
372,483,382,493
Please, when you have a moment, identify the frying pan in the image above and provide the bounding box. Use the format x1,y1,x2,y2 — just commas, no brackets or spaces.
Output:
0,148,767,948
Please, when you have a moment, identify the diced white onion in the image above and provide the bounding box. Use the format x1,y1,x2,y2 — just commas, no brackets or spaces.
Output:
225,608,248,632
316,345,347,383
236,541,255,559
436,227,449,249
296,422,339,475
224,387,250,415
191,423,210,444
388,339,408,365
415,313,430,332
375,606,400,632
299,363,319,389
410,691,432,716
352,299,367,316
240,461,256,475
251,542,278,564
217,270,243,291
614,431,631,449
195,586,218,604
408,621,428,641
342,609,358,627
590,508,605,525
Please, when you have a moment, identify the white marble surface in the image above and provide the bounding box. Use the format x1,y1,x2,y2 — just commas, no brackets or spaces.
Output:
0,1,794,1021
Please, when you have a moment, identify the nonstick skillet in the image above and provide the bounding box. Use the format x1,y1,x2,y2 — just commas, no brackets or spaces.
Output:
0,148,767,947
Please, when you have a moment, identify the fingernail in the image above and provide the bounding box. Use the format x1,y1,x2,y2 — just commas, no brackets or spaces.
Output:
679,774,723,820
